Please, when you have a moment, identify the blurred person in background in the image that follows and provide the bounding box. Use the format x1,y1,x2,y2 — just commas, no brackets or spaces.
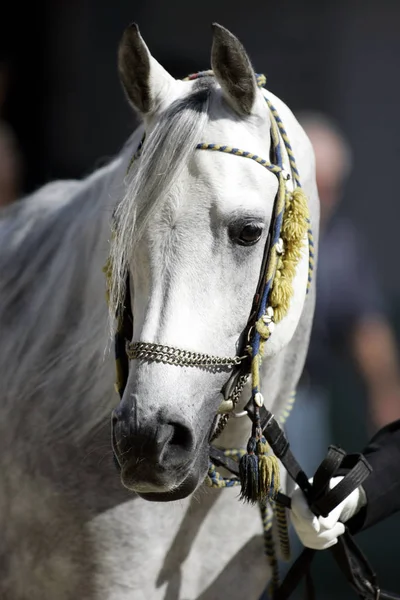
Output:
0,121,21,208
285,112,400,478
0,62,21,208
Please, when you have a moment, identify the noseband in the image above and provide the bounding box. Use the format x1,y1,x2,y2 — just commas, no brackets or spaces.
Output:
126,341,245,368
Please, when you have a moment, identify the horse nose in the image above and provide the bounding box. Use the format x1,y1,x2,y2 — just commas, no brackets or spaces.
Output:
112,408,195,469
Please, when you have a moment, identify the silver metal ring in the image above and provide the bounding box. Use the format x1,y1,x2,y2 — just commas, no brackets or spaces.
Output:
232,410,248,418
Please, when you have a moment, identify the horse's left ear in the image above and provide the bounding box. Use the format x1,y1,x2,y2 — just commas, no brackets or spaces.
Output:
211,24,257,116
118,23,175,116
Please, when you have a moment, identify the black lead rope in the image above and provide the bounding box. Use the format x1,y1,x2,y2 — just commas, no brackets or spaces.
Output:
212,403,400,600
257,406,399,600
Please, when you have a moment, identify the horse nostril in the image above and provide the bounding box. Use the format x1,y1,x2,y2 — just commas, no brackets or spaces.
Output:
168,422,194,453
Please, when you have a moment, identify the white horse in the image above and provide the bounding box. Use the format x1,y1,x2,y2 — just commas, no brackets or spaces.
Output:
0,23,318,600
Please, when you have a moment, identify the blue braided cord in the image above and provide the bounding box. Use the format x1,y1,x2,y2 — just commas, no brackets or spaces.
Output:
263,98,316,298
274,136,283,169
207,449,247,488
265,100,301,183
250,196,290,394
258,207,284,319
224,448,247,459
307,223,314,294
250,201,285,374
269,118,283,169
195,143,282,176
207,462,241,487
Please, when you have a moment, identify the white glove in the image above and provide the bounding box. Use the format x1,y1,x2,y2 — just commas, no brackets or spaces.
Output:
290,476,367,550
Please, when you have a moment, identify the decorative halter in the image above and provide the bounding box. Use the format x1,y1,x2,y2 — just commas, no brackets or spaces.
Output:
104,71,314,593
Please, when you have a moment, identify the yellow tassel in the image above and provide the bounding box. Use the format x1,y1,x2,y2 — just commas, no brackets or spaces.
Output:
266,186,310,325
257,439,281,502
270,277,293,308
276,256,285,271
285,239,303,259
257,439,270,455
272,305,286,323
281,188,309,242
259,455,273,497
279,259,296,279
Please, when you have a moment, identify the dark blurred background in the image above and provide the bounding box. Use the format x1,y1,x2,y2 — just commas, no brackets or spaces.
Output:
2,1,400,597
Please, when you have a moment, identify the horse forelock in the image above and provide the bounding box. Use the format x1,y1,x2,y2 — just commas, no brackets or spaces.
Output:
108,80,214,330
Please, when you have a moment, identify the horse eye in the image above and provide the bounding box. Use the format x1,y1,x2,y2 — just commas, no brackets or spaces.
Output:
236,223,263,246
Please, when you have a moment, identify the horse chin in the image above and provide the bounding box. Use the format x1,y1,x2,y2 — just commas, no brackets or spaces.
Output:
135,471,200,502
120,448,209,502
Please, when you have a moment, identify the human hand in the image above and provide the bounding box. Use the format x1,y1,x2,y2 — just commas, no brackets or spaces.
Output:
290,477,367,550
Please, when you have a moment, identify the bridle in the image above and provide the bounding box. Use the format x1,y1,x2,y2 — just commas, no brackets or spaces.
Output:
105,72,398,600
119,72,313,451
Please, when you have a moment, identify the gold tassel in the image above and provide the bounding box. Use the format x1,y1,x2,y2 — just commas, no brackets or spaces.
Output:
281,188,309,242
269,186,309,324
257,438,281,502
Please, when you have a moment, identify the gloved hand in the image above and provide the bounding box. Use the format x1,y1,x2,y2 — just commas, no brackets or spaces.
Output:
290,476,367,550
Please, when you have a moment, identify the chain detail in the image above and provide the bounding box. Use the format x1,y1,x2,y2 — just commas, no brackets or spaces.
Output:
126,341,245,369
211,374,249,441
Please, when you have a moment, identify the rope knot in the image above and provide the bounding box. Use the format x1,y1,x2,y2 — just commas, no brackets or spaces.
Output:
255,318,272,341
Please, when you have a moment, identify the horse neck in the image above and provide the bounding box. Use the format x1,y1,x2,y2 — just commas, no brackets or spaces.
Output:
0,130,142,445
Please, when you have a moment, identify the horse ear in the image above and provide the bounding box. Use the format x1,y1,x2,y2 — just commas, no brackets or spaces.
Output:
211,24,257,116
118,23,175,115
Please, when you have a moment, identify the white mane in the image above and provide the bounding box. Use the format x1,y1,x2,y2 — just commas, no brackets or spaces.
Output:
0,154,130,441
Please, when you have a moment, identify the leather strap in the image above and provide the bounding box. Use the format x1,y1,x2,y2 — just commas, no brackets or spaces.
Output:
237,403,400,599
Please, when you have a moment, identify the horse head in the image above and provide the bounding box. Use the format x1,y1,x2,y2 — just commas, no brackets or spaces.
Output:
110,23,313,501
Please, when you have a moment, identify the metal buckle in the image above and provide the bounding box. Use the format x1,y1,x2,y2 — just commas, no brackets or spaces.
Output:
232,410,248,418
364,579,381,600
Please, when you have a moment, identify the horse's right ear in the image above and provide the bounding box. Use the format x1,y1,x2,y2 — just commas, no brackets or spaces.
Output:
118,23,175,116
211,24,257,116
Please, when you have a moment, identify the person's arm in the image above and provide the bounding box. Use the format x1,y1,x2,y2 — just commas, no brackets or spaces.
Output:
351,317,400,429
328,220,400,430
347,418,400,533
290,419,400,549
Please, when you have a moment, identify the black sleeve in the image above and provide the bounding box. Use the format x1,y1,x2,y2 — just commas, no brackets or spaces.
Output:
347,419,400,534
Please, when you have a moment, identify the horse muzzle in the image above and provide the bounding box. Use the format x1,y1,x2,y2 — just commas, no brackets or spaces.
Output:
111,408,204,500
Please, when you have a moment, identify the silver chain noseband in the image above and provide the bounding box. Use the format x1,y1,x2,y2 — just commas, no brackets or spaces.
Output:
127,341,249,438
126,341,245,368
